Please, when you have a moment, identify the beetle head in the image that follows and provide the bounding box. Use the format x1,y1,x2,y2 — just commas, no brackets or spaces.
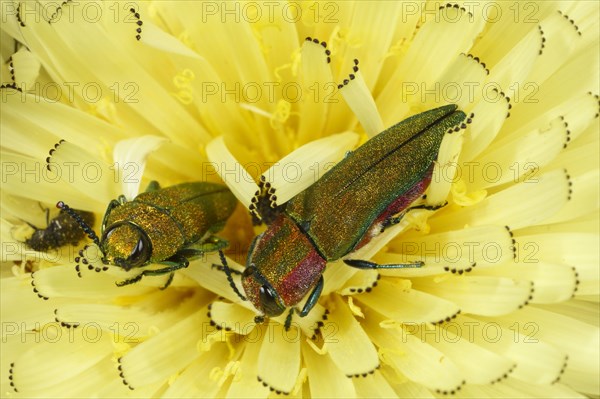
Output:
101,222,152,271
241,266,286,318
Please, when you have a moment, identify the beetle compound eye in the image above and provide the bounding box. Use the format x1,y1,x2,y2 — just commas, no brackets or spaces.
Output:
259,284,285,317
127,234,151,268
102,222,153,270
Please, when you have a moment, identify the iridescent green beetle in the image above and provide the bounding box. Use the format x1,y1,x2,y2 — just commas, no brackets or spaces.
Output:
59,181,237,287
222,104,467,327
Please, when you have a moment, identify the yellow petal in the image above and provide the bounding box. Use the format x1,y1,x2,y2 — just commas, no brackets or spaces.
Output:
425,325,515,385
208,301,257,335
180,255,254,312
439,315,567,386
475,262,578,304
162,342,232,398
297,37,334,142
428,126,465,204
323,295,379,377
32,265,154,300
545,169,599,225
384,224,513,273
48,140,120,204
365,313,465,394
118,307,209,389
515,232,598,296
338,69,384,137
470,118,565,190
257,323,301,395
1,276,61,328
377,5,485,125
412,275,533,316
431,170,570,231
302,341,356,398
353,369,398,397
112,135,168,200
7,47,40,88
226,341,270,398
338,269,379,296
487,306,599,394
205,136,258,209
355,277,460,325
9,326,114,393
262,131,359,204
460,94,510,162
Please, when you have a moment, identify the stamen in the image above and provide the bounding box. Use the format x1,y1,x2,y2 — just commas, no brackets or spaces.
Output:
337,59,384,137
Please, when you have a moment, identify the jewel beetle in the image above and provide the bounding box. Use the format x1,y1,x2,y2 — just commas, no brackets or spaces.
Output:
222,104,467,327
59,181,237,287
25,206,95,252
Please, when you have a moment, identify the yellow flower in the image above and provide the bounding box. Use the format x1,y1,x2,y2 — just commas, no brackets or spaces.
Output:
1,1,598,398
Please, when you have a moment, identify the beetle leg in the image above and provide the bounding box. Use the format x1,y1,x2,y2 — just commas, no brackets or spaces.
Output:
161,273,175,290
298,276,324,317
381,201,448,232
406,201,447,212
284,308,294,331
282,277,324,331
116,273,144,287
41,204,50,226
25,221,40,230
219,250,247,301
115,255,189,288
144,180,161,192
343,259,424,269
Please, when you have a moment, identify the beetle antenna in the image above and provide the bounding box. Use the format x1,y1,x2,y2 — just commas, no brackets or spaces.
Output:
218,250,247,301
56,201,101,247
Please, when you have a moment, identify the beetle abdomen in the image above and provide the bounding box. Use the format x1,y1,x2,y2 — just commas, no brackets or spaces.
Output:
353,167,433,252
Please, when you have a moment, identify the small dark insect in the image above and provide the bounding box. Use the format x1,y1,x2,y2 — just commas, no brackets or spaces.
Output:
25,208,95,252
